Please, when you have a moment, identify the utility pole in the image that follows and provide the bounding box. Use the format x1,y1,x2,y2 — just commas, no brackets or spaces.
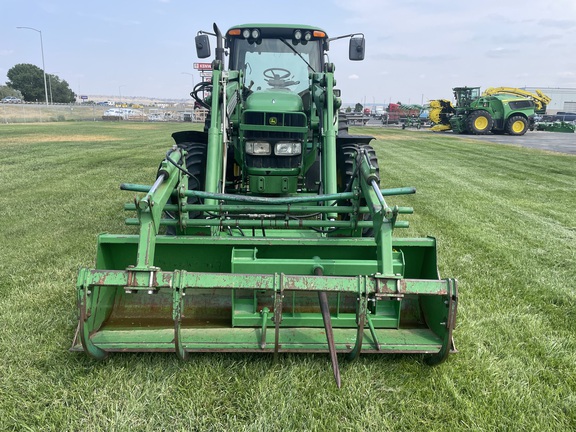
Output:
17,27,49,105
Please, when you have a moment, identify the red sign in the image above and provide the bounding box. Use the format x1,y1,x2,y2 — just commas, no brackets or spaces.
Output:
193,62,212,70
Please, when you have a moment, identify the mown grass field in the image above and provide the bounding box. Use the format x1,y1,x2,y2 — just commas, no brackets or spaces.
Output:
0,122,574,431
1,104,110,123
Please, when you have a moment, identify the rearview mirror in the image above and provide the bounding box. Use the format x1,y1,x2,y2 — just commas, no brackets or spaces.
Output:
349,37,365,61
195,35,211,59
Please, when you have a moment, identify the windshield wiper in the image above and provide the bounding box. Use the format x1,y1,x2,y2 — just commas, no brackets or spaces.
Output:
278,38,316,73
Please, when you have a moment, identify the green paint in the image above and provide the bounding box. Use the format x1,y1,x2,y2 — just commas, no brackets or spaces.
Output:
75,23,457,376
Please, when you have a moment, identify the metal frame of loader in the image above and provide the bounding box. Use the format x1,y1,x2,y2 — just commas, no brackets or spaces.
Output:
73,23,457,387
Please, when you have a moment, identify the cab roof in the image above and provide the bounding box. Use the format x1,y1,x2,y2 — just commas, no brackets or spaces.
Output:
228,24,328,39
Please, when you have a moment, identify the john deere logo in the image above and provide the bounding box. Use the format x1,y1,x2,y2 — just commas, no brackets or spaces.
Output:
269,117,278,126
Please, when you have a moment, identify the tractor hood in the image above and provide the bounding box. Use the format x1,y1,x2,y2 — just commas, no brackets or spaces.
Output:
245,91,304,113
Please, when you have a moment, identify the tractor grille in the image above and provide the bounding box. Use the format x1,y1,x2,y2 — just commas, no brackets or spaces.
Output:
243,111,306,141
245,153,300,169
242,111,307,169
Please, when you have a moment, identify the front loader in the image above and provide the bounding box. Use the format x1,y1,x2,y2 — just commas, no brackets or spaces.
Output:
73,23,457,387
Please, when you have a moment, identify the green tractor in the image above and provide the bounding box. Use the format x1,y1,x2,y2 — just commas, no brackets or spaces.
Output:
430,86,535,135
73,23,457,387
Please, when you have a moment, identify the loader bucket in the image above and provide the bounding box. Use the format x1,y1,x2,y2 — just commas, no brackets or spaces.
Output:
74,232,456,361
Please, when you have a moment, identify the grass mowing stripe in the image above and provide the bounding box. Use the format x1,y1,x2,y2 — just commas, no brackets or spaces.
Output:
0,123,574,431
366,127,576,421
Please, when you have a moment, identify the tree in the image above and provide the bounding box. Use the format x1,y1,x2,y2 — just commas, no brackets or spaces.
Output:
6,64,44,102
6,64,76,103
0,85,23,100
46,74,76,103
354,103,363,113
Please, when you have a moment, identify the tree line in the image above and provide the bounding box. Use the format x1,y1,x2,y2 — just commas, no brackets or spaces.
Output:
1,63,76,103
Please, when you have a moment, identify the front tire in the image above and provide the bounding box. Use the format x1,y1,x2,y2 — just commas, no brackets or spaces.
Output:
506,116,528,135
336,143,379,237
466,110,494,134
162,142,207,234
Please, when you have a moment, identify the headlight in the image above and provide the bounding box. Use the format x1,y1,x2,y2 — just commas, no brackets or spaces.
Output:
246,141,271,155
251,29,260,39
242,29,251,39
275,142,302,156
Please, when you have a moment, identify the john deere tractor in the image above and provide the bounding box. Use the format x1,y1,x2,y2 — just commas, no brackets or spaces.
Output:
430,86,536,135
73,23,457,387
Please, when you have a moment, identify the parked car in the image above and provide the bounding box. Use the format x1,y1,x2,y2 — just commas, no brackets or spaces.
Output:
1,96,22,103
102,108,127,120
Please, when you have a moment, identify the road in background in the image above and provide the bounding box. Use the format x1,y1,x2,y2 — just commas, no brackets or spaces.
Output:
360,118,575,155
432,130,576,155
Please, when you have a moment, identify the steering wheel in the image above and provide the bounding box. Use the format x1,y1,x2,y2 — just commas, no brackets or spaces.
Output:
262,68,299,89
263,68,291,80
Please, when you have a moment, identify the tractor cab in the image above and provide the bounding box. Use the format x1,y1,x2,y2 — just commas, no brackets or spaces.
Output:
224,26,330,195
453,87,480,109
227,26,325,95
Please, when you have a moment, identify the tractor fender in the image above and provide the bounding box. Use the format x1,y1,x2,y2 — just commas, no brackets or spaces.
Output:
172,130,208,145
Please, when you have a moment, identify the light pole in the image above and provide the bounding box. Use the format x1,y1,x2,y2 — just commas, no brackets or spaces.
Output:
48,74,53,104
48,72,58,104
118,85,126,105
181,72,195,89
17,26,49,106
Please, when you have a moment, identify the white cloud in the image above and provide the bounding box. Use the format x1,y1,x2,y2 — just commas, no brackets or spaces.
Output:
348,74,359,80
485,47,519,58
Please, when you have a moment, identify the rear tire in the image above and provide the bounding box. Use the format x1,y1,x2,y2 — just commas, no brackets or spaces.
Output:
466,110,494,134
506,116,528,135
336,144,358,192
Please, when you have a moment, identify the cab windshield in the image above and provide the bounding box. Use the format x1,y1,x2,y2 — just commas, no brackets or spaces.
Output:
455,88,480,106
230,38,321,93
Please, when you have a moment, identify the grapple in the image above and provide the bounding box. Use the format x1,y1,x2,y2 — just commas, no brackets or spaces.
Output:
72,146,457,387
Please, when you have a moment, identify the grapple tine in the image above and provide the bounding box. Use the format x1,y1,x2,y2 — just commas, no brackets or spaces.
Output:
260,307,269,349
318,290,341,388
315,267,341,388
347,279,368,362
273,274,283,361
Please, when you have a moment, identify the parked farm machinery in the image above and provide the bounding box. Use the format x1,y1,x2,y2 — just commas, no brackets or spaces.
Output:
73,23,457,386
382,103,422,125
535,120,575,133
430,86,549,135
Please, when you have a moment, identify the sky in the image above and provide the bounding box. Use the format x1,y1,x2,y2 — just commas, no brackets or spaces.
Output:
2,0,576,105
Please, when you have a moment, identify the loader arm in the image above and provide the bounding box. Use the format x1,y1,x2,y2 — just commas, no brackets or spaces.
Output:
204,62,225,205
